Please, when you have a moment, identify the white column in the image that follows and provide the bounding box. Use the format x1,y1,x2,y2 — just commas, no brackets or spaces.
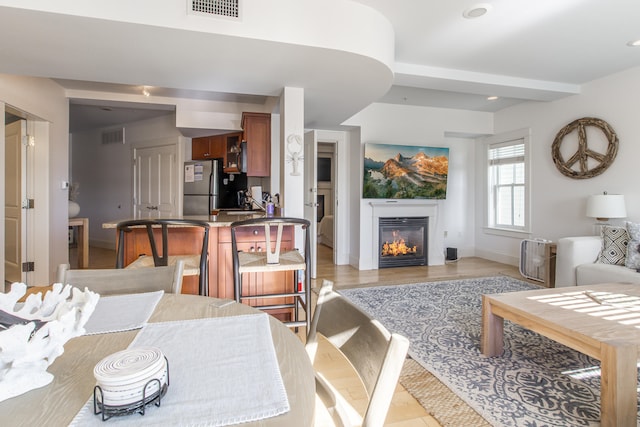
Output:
279,87,305,218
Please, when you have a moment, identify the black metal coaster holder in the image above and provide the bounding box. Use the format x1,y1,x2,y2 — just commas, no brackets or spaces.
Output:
93,356,170,421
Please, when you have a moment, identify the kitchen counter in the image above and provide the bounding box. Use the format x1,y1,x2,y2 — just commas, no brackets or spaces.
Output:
101,212,266,229
102,213,295,315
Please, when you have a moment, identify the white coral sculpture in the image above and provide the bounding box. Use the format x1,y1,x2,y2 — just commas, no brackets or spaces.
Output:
0,282,99,402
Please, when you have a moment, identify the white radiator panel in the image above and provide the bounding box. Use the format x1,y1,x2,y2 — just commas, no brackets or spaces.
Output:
519,239,550,282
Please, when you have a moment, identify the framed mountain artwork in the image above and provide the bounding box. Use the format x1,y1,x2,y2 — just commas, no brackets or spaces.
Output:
363,143,449,199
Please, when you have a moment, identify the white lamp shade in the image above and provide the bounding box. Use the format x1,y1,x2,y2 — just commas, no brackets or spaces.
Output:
586,194,627,220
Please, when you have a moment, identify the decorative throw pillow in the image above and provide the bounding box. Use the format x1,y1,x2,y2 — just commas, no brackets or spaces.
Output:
625,221,640,270
597,225,628,265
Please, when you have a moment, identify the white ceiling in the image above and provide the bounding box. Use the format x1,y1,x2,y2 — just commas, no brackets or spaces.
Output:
2,1,640,132
360,0,640,108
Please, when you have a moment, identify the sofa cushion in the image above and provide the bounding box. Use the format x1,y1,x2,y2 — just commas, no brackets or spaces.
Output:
576,262,640,286
597,225,628,265
625,221,640,270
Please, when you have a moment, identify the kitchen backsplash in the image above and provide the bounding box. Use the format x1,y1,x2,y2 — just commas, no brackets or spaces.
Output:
219,170,271,209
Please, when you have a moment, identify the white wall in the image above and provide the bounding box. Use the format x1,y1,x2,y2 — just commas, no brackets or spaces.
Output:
71,114,184,249
2,0,394,70
344,103,493,269
0,74,68,284
477,66,640,265
279,87,305,218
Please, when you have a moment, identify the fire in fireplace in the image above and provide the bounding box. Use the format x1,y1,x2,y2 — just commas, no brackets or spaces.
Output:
378,217,428,268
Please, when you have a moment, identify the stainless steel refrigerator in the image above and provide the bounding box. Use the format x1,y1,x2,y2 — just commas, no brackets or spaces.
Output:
183,160,220,215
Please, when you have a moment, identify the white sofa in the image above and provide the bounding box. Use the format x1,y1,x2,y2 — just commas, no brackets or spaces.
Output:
555,236,640,287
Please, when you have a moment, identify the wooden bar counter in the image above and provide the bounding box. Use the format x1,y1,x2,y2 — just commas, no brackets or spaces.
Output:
103,213,295,318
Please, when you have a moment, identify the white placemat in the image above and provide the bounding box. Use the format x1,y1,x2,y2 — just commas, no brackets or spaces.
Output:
70,312,290,426
83,291,164,335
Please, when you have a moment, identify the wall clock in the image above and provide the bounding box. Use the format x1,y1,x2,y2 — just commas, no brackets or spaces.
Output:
551,117,618,179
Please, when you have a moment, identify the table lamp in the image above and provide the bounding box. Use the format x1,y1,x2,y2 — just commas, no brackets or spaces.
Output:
586,192,626,223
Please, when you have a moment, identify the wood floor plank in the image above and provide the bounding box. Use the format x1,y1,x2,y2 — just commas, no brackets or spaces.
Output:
75,244,524,426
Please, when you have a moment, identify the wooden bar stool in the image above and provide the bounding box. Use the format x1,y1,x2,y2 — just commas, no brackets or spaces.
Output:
230,217,311,329
115,219,210,296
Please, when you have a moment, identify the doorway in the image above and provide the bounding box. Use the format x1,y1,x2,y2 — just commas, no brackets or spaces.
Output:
316,142,336,266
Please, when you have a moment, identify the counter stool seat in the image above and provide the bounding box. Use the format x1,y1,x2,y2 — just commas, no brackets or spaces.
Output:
231,217,311,330
125,254,201,276
237,250,306,273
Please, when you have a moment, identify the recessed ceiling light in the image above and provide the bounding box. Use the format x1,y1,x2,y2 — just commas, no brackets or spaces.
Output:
463,3,492,19
487,96,499,101
626,39,640,47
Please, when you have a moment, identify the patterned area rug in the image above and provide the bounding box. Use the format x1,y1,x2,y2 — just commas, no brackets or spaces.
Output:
340,276,640,427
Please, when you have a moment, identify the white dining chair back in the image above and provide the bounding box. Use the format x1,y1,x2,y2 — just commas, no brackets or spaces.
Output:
56,261,184,295
306,279,410,427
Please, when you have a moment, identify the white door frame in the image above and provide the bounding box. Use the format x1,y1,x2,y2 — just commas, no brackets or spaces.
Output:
303,130,318,278
4,119,26,284
3,107,42,288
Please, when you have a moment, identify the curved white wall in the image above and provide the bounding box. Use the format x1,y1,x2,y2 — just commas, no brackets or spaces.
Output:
0,0,394,69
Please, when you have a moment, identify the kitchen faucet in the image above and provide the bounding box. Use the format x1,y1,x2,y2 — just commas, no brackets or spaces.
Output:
245,193,266,211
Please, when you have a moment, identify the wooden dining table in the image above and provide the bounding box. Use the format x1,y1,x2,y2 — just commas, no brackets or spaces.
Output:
0,293,315,426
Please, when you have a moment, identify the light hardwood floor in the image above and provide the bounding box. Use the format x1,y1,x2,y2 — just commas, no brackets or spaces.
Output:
313,244,522,427
70,244,523,426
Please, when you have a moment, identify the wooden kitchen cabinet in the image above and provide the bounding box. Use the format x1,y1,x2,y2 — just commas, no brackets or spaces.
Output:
192,133,244,175
241,112,271,177
222,132,243,174
191,135,225,160
191,114,270,177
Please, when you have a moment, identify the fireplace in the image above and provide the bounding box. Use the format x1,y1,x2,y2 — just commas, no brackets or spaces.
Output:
378,217,428,268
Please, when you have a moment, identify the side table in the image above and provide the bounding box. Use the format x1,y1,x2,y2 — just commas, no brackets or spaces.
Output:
544,242,557,288
69,217,89,268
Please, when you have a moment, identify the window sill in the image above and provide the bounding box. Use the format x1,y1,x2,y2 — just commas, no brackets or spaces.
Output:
483,227,531,239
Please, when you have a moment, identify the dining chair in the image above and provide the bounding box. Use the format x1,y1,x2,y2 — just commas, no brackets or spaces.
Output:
230,217,311,329
115,219,210,296
56,261,184,295
306,279,410,427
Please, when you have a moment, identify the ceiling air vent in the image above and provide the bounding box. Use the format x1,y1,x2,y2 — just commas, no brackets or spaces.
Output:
188,0,240,19
101,127,125,145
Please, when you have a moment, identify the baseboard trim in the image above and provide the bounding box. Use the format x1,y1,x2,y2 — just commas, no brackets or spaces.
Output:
474,249,519,267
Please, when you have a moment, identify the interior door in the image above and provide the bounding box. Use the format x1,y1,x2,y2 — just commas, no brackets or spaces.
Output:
5,120,26,284
303,130,318,278
134,145,178,218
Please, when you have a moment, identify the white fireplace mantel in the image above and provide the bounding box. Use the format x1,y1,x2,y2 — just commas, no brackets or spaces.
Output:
369,200,445,268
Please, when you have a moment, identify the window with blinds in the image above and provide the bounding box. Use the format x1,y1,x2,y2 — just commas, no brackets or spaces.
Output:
488,139,527,230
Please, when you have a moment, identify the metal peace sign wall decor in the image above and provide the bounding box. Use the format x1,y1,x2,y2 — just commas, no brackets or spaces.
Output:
551,117,618,179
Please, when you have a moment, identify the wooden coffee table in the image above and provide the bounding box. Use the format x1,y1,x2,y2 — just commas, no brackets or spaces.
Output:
481,283,640,427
